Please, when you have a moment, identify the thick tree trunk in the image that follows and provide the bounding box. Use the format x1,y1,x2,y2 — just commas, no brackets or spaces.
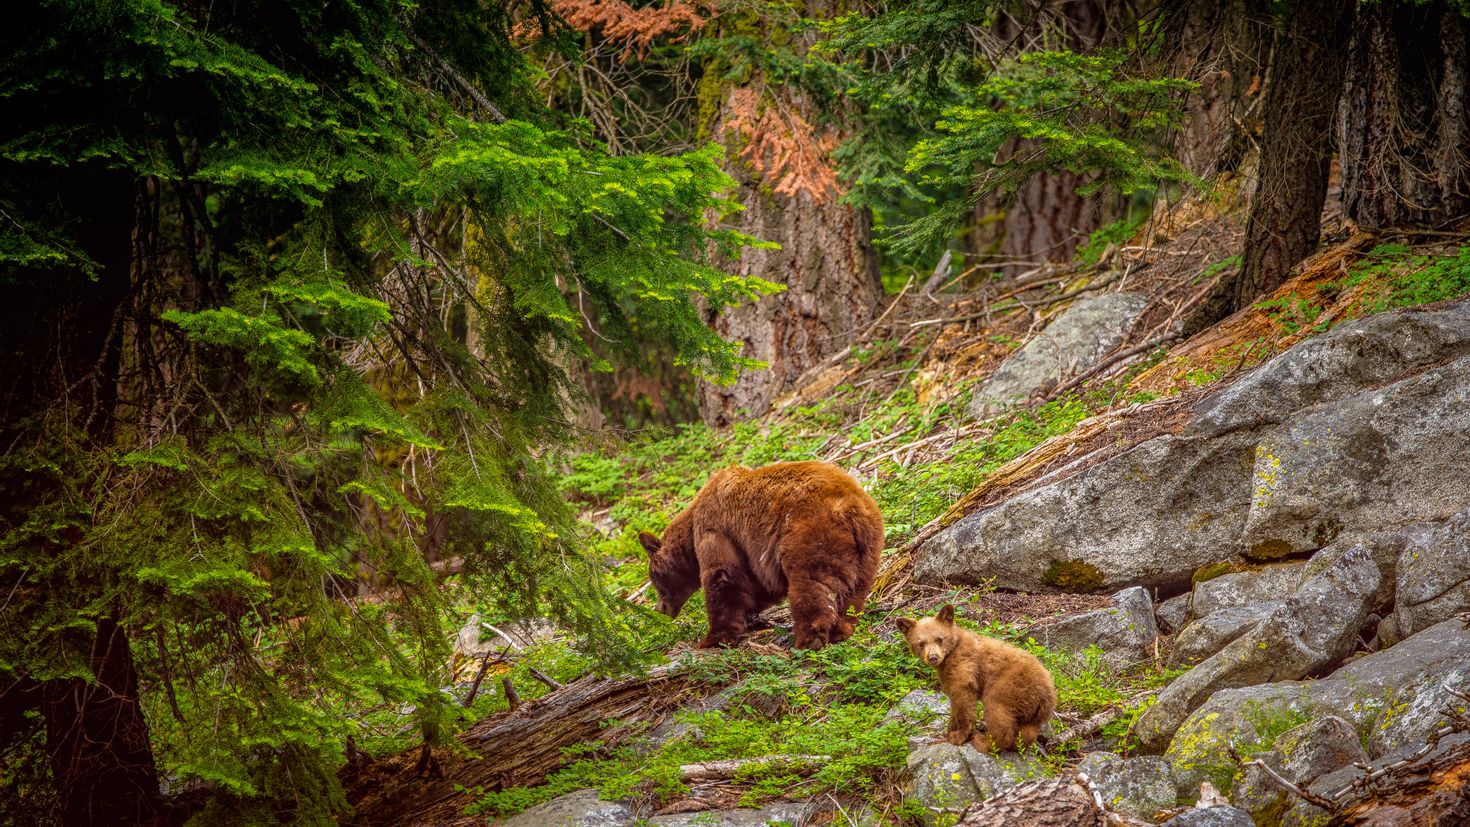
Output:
1162,0,1273,178
699,167,882,426
1231,0,1355,311
1339,1,1470,229
967,0,1125,277
42,616,160,826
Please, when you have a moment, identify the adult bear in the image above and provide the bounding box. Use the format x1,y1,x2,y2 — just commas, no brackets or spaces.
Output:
638,460,884,650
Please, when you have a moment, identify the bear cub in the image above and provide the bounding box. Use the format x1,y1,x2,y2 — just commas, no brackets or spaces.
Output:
896,605,1056,753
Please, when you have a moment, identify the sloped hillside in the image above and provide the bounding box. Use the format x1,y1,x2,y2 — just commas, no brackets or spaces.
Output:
345,198,1470,826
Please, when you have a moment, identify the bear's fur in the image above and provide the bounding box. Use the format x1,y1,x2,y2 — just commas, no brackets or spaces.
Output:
638,460,884,651
896,605,1056,753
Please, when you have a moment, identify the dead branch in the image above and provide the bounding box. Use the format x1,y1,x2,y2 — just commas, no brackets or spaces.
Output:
1239,757,1339,812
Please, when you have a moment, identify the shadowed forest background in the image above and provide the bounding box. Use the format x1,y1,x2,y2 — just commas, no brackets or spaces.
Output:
3,0,1470,825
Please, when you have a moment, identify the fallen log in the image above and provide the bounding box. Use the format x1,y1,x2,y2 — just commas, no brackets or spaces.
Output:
342,664,709,826
678,755,830,783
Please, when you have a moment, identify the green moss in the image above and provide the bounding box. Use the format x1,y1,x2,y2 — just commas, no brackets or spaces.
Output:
1191,560,1234,585
1042,560,1105,592
1246,539,1294,561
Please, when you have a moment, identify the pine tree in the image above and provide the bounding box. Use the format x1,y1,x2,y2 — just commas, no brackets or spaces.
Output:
0,0,772,821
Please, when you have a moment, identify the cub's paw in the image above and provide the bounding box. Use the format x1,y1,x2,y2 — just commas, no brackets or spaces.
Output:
946,730,971,746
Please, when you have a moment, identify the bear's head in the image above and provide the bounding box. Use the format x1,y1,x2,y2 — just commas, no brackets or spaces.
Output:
637,514,700,618
895,604,960,667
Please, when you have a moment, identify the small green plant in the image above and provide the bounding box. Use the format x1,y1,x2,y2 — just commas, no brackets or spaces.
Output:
1076,214,1149,267
1338,244,1470,314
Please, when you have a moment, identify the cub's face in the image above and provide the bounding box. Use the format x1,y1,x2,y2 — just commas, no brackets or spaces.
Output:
895,604,959,667
638,526,698,618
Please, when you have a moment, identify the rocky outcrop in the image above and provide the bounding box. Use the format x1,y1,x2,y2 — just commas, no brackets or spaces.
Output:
500,790,636,827
1027,587,1159,669
1171,603,1278,666
1396,508,1470,636
649,802,818,826
1158,806,1256,827
905,743,1049,825
1230,715,1366,827
1136,545,1380,752
1076,752,1177,820
917,302,1470,596
1163,616,1470,795
1189,564,1305,620
968,292,1150,418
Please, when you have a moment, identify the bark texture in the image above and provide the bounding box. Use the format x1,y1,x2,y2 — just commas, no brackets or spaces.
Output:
42,617,161,826
344,666,707,826
699,173,882,425
1162,0,1274,177
1234,0,1356,310
1339,1,1470,230
966,0,1126,277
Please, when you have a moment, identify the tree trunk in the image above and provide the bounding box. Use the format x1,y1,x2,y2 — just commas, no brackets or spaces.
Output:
42,617,161,826
1231,0,1356,311
344,665,707,825
699,162,882,426
966,0,1125,277
1162,0,1274,178
1339,1,1470,229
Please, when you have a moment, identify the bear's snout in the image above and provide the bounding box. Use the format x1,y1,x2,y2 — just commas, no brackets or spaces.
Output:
926,652,941,665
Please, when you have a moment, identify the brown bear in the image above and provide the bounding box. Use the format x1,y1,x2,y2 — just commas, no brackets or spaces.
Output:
638,460,884,651
895,605,1056,753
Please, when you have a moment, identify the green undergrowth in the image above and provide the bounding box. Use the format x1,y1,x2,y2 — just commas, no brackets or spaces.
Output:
464,605,1185,821
1258,243,1470,335
565,375,1154,601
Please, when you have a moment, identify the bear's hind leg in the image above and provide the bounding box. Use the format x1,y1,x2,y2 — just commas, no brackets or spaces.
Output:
787,572,841,651
977,699,1018,753
1016,721,1043,750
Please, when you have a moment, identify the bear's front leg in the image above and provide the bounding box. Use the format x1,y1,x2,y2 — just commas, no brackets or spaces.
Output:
698,563,756,649
945,685,979,746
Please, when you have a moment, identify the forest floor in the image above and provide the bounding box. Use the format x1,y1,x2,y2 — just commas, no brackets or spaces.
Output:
342,188,1470,825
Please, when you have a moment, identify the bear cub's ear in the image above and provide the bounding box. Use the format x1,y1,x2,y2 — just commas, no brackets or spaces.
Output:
936,604,955,625
894,617,916,634
637,531,662,556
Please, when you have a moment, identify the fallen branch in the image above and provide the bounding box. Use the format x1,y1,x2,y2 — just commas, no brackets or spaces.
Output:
678,754,831,783
1240,757,1339,812
528,667,564,691
1043,333,1184,402
463,645,510,707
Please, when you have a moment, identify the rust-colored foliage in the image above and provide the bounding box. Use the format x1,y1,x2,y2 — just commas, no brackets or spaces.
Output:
543,0,709,57
720,87,843,202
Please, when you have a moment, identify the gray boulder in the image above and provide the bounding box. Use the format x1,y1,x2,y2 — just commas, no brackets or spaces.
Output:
1136,545,1381,752
1163,616,1470,796
1172,603,1279,666
1190,564,1306,620
500,790,635,827
1076,752,1177,820
1236,355,1470,560
1230,716,1365,827
904,742,1049,825
1188,304,1470,438
969,292,1149,417
1027,587,1159,669
1157,593,1193,636
917,303,1470,597
916,430,1259,594
1396,508,1470,636
1158,807,1256,827
647,802,817,827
